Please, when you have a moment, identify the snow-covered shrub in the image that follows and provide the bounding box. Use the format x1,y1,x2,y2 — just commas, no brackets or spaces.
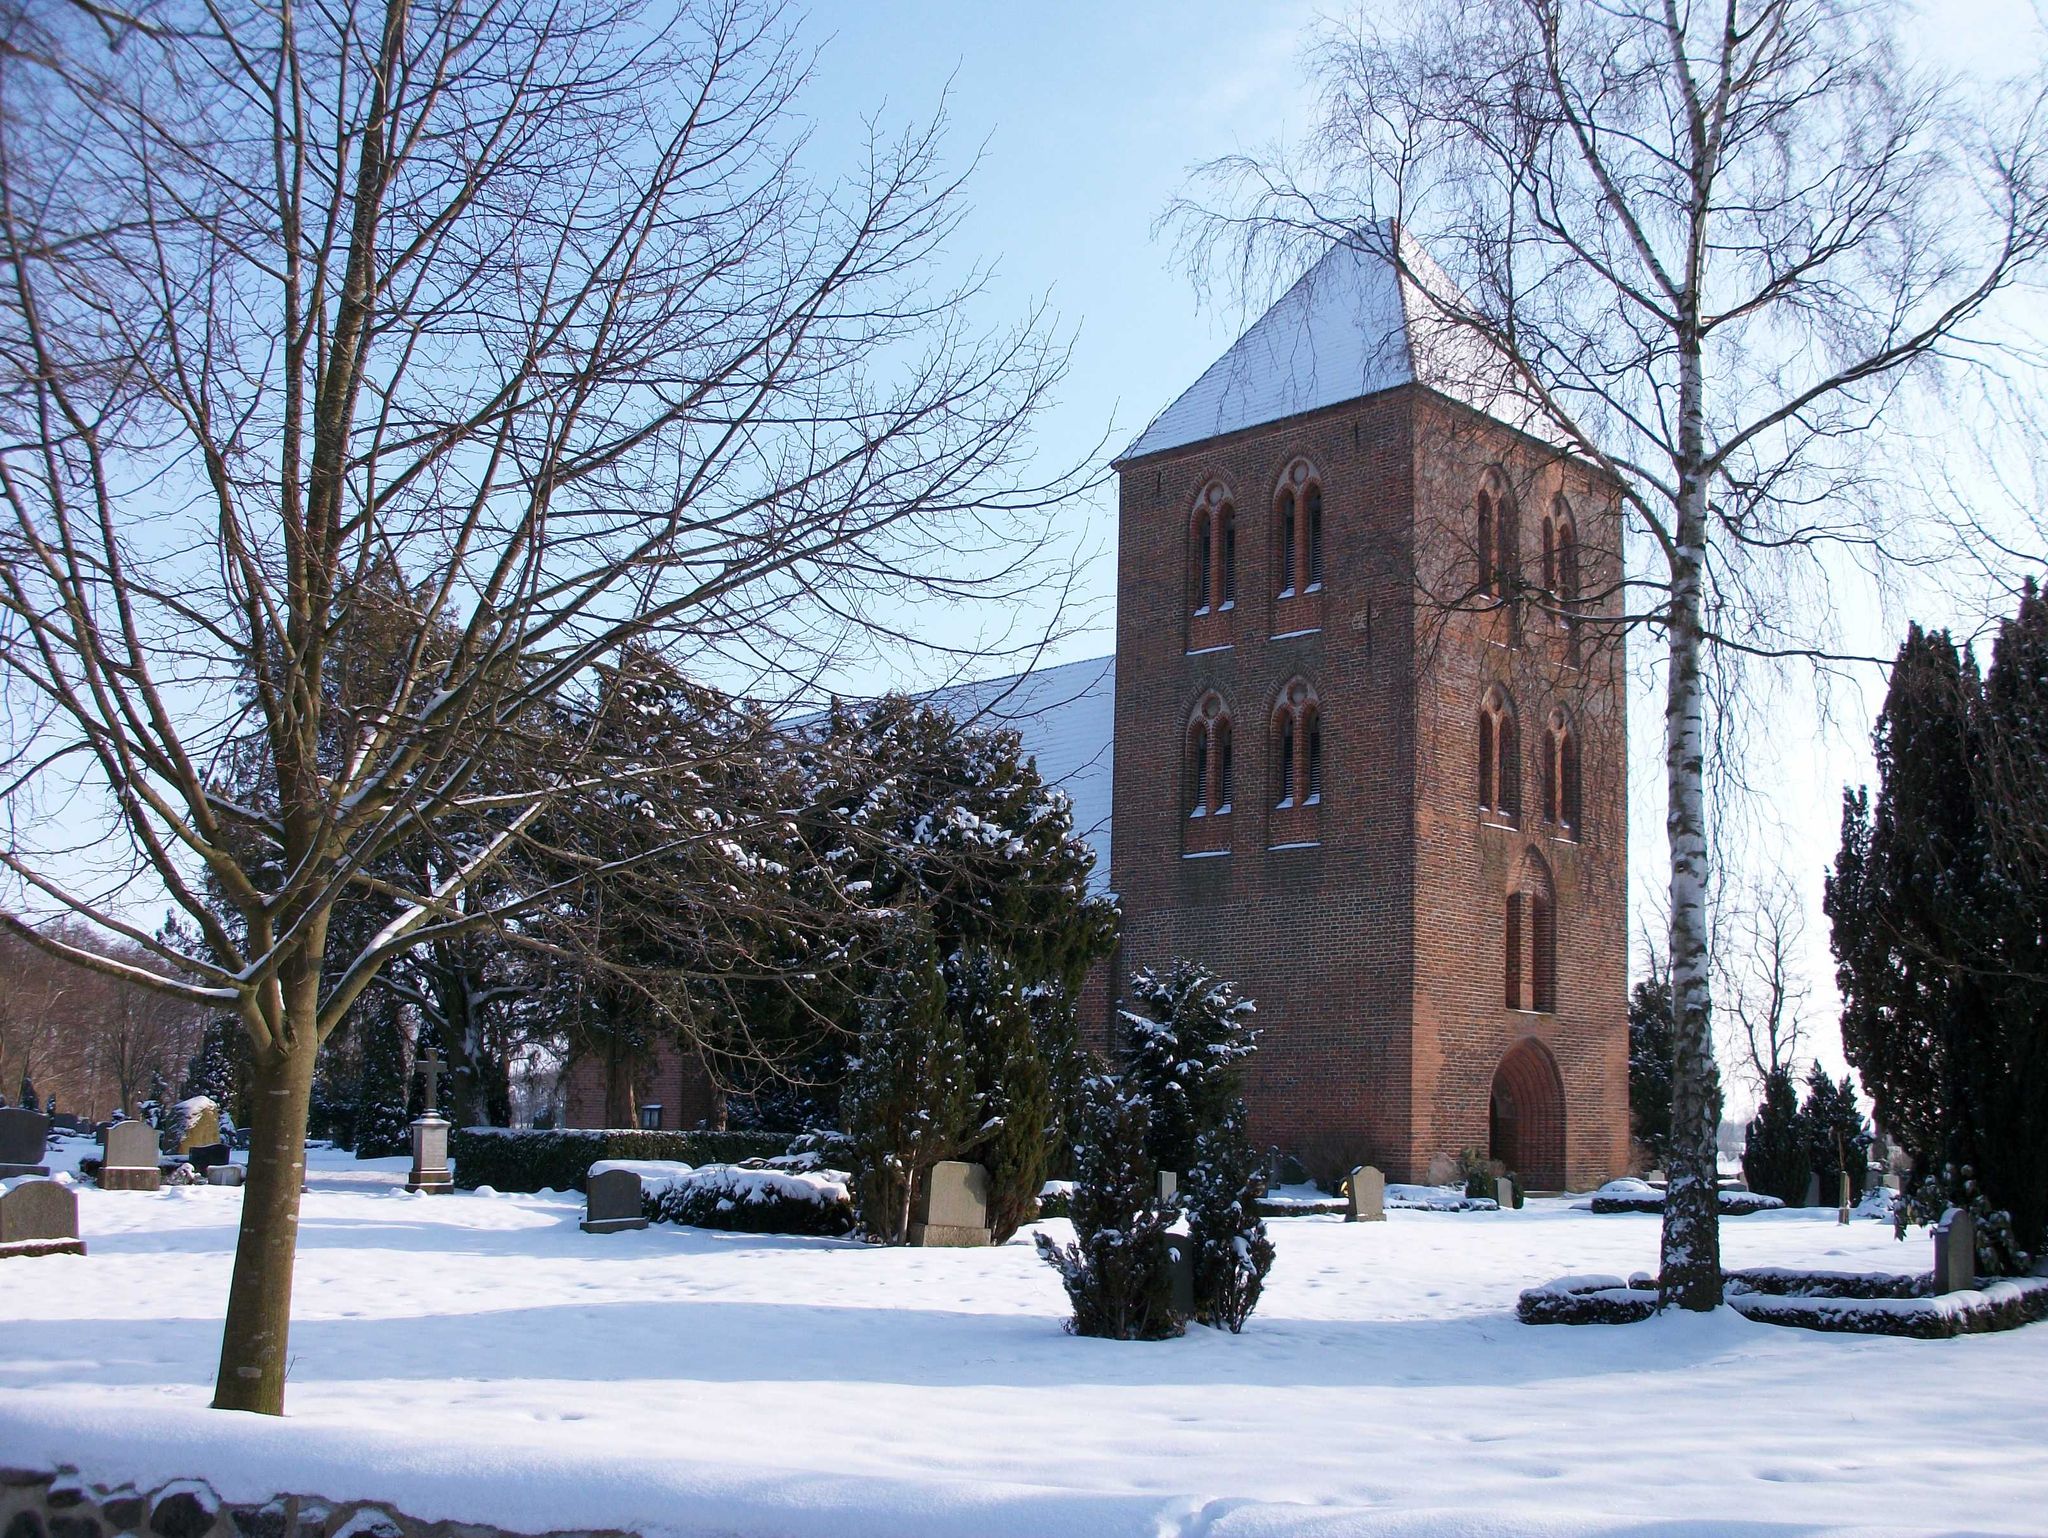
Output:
1183,1101,1274,1333
157,1096,216,1154
1036,1075,1183,1340
1120,960,1256,1176
1588,1184,1784,1215
447,1128,791,1192
1295,1126,1377,1196
1517,1274,1659,1325
648,1164,855,1237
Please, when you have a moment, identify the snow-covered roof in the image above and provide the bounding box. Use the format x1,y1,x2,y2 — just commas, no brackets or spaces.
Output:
918,655,1115,892
1119,222,1540,463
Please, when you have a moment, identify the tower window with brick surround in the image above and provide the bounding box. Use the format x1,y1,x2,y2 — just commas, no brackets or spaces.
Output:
1268,677,1322,847
1542,708,1581,838
1185,692,1234,819
1274,459,1325,599
1544,495,1582,659
1187,482,1238,652
1505,849,1558,1013
1478,687,1520,823
1477,471,1519,601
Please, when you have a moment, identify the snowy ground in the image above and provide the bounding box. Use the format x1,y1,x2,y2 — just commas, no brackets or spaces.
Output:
2,1148,2043,1538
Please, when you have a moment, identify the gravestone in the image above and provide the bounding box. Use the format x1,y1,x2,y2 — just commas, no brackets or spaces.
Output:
174,1101,222,1155
1837,1169,1852,1226
1933,1207,1976,1294
1425,1151,1458,1187
909,1160,991,1247
1495,1175,1517,1211
204,1164,245,1187
405,1052,454,1195
0,1107,50,1177
1802,1170,1822,1209
1165,1237,1195,1318
99,1119,162,1192
1346,1164,1385,1222
581,1168,648,1234
0,1177,83,1258
1157,1171,1178,1204
187,1142,230,1176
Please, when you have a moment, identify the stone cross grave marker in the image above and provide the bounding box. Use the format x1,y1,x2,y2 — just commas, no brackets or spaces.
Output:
0,1177,83,1257
581,1168,648,1234
1346,1164,1385,1222
406,1051,454,1194
416,1051,448,1116
0,1107,50,1176
1933,1207,1976,1294
910,1159,991,1247
99,1119,161,1192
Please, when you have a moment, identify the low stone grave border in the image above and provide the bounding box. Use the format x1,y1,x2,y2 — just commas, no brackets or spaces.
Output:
1518,1266,2048,1335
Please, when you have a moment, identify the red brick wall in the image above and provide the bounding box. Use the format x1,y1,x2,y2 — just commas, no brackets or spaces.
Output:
1112,386,1628,1186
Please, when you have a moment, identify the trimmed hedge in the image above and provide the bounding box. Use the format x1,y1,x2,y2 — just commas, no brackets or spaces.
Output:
449,1128,790,1193
1517,1274,1660,1325
1589,1189,1784,1216
648,1166,855,1237
1725,1269,2048,1338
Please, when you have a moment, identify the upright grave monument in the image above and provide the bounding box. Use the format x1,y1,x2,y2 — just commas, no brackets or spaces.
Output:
0,1108,50,1177
99,1119,162,1192
1346,1164,1385,1222
406,1051,454,1194
0,1177,83,1259
581,1168,648,1234
909,1160,991,1247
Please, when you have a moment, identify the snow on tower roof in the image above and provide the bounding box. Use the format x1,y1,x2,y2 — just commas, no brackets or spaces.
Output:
918,654,1115,892
1118,222,1540,463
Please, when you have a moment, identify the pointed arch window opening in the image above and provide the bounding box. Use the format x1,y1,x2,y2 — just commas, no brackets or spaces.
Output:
1505,854,1559,1014
1186,697,1234,820
1479,690,1520,824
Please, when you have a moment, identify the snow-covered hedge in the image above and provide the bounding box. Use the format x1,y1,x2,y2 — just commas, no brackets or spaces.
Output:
1725,1269,2048,1338
448,1128,789,1193
1517,1274,1660,1325
646,1163,855,1237
1587,1180,1783,1216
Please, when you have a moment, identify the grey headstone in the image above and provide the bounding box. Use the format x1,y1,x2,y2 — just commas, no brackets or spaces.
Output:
0,1177,81,1253
1933,1207,1976,1294
1495,1175,1517,1210
0,1108,49,1173
1425,1151,1459,1187
188,1142,230,1175
1802,1170,1821,1208
1157,1170,1178,1204
204,1164,245,1187
102,1119,159,1169
910,1159,990,1246
405,1116,452,1194
1165,1237,1195,1318
581,1168,647,1234
1346,1164,1385,1222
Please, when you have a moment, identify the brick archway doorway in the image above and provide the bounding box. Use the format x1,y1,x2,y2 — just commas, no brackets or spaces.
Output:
1490,1037,1566,1190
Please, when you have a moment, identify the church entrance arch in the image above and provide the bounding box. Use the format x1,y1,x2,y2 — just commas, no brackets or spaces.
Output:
1489,1037,1566,1190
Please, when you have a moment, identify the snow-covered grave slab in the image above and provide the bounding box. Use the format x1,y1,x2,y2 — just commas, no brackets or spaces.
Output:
3,1147,2047,1538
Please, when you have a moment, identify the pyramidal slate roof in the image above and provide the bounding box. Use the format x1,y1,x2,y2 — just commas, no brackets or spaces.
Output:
918,654,1115,893
1119,223,1538,463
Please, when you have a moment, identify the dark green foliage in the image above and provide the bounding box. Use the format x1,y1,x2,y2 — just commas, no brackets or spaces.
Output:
447,1127,791,1192
1035,1075,1183,1340
1627,974,1675,1164
1828,601,2048,1273
1120,961,1257,1176
181,1017,241,1126
19,1076,35,1111
1183,1099,1275,1332
843,929,976,1243
1742,1067,1811,1204
353,1002,412,1159
1798,1064,1872,1205
951,950,1054,1245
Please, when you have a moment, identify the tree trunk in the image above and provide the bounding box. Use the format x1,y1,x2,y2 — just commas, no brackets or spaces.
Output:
211,1031,318,1413
1659,336,1724,1311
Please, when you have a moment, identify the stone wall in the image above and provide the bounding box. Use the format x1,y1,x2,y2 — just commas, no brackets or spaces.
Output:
0,1467,628,1538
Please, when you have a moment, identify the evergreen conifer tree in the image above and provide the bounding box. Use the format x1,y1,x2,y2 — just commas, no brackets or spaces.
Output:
1741,1066,1811,1204
844,928,976,1244
1797,1064,1872,1205
1120,961,1257,1176
950,949,1053,1245
182,1018,241,1128
1183,1099,1275,1332
352,1002,412,1159
1627,975,1675,1166
1035,1074,1182,1340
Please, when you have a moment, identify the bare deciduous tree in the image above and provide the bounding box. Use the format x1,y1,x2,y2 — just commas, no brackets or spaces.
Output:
1716,871,1809,1093
0,0,1083,1412
1170,0,2048,1308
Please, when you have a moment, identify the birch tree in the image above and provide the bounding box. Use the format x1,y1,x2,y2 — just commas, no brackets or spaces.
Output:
0,0,1081,1411
1171,0,2048,1307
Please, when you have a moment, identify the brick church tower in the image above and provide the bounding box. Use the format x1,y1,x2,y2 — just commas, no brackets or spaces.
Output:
1108,228,1628,1189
